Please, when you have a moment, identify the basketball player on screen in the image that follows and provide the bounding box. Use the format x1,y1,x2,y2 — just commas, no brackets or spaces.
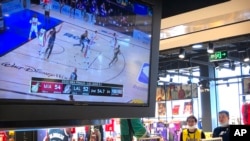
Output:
43,128,73,141
110,32,117,48
77,30,89,52
44,0,51,25
81,41,91,70
44,24,63,60
89,30,98,47
64,68,77,100
29,14,41,40
74,31,86,49
109,45,121,66
38,26,46,56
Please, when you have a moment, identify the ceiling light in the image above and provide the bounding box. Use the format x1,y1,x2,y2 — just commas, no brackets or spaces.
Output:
192,44,203,49
178,48,185,59
207,42,214,54
244,57,249,62
244,49,249,62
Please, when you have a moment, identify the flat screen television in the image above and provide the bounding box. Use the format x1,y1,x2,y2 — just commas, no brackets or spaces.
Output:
0,0,161,129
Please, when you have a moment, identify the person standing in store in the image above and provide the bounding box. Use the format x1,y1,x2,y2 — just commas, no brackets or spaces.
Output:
212,110,230,141
179,115,206,141
120,118,150,141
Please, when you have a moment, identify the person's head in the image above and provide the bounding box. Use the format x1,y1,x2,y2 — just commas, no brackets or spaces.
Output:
218,110,229,126
184,103,192,114
74,68,77,73
186,115,197,129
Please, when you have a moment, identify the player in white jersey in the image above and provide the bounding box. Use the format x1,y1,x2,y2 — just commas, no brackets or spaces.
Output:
110,32,117,48
89,30,98,46
38,26,46,56
29,14,40,40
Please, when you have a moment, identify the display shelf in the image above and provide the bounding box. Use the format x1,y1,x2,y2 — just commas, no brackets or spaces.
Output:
155,84,200,124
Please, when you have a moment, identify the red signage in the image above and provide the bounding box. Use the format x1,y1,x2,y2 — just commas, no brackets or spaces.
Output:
105,119,114,132
0,131,7,141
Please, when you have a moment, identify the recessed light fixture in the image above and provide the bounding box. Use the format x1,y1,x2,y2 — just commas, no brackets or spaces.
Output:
207,42,214,54
178,48,185,59
192,44,203,49
244,57,250,62
244,49,249,62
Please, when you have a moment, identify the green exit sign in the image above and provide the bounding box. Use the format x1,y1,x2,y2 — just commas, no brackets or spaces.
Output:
209,51,228,62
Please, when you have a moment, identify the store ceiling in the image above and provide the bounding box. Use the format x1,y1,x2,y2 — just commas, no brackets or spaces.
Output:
159,33,250,71
159,0,250,72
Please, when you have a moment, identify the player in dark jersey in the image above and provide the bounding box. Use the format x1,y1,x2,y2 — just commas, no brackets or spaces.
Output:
44,24,62,60
80,30,89,52
109,45,121,66
67,68,77,100
73,30,89,52
43,128,72,141
69,68,77,80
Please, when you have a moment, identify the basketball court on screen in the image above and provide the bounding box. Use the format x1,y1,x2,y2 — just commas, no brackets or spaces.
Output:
0,4,151,103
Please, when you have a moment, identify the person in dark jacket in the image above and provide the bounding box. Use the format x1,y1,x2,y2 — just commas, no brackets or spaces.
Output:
212,110,230,141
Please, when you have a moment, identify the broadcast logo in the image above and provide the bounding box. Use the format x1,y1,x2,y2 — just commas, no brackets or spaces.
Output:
230,125,250,141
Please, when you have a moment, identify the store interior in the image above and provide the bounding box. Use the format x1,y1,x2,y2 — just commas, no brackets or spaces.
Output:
0,0,250,141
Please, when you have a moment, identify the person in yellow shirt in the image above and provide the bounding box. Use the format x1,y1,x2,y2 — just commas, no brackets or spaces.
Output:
180,115,206,141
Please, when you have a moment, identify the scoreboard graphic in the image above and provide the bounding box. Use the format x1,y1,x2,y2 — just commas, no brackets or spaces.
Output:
30,77,123,97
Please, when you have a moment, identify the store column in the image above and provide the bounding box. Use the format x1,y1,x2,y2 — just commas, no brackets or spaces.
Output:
200,65,217,132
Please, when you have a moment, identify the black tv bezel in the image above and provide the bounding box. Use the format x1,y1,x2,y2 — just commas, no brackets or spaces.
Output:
0,0,161,129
